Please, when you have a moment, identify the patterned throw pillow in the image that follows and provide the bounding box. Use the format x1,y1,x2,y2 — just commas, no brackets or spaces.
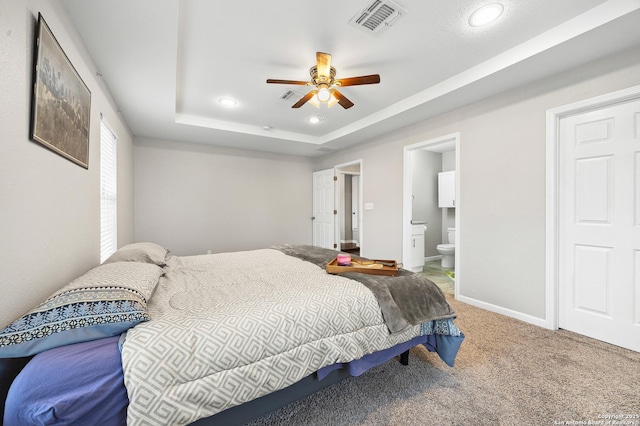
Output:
102,242,169,266
0,262,164,358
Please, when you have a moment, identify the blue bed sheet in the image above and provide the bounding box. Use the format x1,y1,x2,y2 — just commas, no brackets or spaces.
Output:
317,330,464,381
4,336,128,426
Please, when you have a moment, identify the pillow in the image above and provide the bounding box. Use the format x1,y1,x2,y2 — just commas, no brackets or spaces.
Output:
0,262,164,358
102,242,169,266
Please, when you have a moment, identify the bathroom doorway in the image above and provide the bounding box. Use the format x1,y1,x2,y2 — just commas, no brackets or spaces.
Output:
402,133,460,297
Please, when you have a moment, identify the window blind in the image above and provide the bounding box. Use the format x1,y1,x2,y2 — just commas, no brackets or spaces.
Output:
100,118,117,263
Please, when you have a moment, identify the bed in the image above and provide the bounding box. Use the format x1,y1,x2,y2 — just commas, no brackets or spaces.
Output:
1,243,464,425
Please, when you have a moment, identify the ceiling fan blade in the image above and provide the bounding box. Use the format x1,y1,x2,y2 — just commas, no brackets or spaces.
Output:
292,91,315,108
266,79,309,85
332,90,354,109
316,52,332,79
335,74,381,86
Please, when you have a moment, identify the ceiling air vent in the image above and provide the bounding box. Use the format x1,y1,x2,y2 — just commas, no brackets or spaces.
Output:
280,90,304,102
349,0,407,35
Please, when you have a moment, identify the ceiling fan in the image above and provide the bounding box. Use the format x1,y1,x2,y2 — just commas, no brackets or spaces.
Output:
266,52,380,110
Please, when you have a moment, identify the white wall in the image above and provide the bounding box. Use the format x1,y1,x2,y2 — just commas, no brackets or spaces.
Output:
134,137,314,256
411,150,442,257
0,0,134,328
315,45,640,322
441,151,456,243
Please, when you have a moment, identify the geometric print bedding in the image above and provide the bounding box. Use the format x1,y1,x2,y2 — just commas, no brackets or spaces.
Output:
121,249,426,425
0,261,164,358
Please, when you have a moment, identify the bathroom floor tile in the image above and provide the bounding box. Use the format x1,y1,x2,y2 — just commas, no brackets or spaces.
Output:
419,260,455,295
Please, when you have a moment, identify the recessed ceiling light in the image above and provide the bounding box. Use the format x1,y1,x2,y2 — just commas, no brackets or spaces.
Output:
469,3,504,27
218,97,238,107
308,116,322,124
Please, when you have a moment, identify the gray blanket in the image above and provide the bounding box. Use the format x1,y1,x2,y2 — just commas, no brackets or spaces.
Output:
271,245,456,333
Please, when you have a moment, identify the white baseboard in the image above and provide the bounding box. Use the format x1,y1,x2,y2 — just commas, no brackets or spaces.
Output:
424,255,442,262
456,294,549,329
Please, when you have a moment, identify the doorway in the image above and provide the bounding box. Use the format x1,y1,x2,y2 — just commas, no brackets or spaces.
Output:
312,160,363,253
547,84,640,352
402,133,460,298
335,160,362,255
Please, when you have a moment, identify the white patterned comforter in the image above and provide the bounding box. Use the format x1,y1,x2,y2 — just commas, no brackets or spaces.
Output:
121,249,423,425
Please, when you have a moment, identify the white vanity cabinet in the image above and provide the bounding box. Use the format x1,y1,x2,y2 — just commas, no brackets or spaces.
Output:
410,224,426,272
438,171,455,208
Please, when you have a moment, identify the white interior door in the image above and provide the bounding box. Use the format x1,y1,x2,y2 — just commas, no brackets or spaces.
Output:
558,98,640,352
312,169,335,249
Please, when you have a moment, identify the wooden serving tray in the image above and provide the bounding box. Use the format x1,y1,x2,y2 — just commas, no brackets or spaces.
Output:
326,257,399,276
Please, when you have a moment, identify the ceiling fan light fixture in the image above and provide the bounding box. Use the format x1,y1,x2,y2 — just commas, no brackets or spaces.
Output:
327,93,339,108
267,52,380,109
317,85,331,102
309,91,320,108
469,3,504,27
309,93,339,109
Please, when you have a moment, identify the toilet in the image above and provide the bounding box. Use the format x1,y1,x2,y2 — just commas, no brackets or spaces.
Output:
436,228,455,269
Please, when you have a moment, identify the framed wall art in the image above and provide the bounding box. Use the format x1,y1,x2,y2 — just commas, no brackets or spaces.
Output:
30,13,91,169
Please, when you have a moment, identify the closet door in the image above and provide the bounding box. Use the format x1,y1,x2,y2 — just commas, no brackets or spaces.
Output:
558,98,640,352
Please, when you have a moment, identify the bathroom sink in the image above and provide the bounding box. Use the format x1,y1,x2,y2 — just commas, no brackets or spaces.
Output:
411,223,426,235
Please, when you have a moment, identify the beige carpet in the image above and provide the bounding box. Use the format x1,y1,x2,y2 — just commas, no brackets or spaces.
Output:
247,296,640,425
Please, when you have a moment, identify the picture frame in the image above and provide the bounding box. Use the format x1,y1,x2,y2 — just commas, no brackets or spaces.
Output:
30,13,91,169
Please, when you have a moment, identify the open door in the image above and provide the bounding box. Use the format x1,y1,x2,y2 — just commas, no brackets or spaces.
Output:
351,175,360,245
335,161,362,254
312,169,335,249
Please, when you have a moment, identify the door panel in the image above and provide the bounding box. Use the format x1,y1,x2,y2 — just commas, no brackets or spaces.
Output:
574,156,612,224
635,251,640,326
573,244,611,317
312,169,335,249
559,99,640,352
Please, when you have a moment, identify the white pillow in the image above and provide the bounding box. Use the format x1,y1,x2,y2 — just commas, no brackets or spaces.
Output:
102,242,169,266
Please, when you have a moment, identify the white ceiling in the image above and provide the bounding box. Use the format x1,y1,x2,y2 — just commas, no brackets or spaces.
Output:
61,0,640,157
